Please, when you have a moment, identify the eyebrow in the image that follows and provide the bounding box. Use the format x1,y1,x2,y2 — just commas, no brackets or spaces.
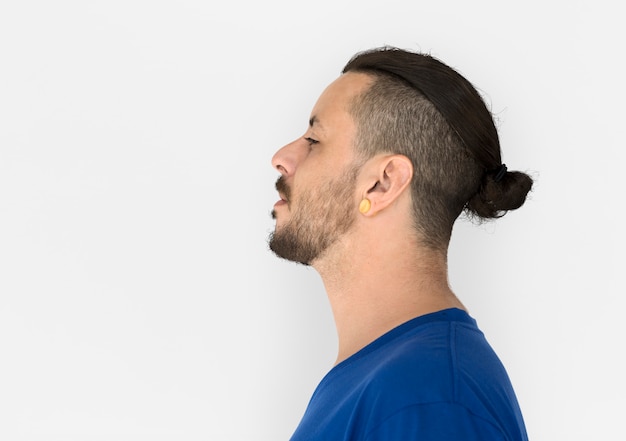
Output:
309,115,326,134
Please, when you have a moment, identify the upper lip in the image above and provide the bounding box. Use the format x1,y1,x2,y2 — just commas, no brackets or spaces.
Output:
275,177,289,202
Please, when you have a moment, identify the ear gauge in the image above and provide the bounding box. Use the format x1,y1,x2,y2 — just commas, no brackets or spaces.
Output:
359,198,371,214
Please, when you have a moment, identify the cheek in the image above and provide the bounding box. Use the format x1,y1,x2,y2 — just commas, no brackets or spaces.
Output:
298,157,344,188
292,166,319,195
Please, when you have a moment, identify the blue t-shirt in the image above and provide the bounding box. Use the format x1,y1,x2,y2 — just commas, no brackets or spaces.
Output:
290,308,527,441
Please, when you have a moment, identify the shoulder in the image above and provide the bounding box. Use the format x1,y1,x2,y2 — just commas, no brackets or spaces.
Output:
355,316,524,439
361,317,485,406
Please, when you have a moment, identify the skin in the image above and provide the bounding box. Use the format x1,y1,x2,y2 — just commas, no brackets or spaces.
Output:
271,72,466,364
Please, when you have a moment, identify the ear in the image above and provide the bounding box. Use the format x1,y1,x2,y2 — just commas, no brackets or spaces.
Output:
359,154,413,216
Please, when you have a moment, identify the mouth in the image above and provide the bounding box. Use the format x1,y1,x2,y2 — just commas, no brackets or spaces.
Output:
274,177,290,209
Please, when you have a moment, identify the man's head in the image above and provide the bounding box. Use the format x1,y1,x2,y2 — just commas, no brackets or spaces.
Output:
269,46,533,263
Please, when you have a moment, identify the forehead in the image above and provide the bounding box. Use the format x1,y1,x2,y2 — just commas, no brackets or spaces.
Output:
310,72,373,128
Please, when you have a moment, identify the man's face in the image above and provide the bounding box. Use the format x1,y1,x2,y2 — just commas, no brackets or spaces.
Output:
268,72,372,265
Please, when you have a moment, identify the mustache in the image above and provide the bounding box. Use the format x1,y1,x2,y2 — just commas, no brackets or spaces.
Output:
275,176,291,201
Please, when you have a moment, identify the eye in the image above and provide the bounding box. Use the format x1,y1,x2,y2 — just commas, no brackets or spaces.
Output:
304,137,319,148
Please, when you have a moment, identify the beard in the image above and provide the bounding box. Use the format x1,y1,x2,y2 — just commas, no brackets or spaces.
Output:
268,166,359,266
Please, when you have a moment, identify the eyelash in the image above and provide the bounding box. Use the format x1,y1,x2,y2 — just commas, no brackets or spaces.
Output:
304,137,319,147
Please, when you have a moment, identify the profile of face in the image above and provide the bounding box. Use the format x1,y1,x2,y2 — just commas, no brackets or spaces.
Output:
269,73,372,265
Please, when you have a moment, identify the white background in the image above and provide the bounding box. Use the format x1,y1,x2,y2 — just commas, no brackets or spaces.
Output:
1,1,624,440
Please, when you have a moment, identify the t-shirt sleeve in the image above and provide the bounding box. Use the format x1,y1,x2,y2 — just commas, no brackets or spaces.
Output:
364,402,506,441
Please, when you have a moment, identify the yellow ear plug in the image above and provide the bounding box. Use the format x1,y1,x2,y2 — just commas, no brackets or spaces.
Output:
359,198,371,214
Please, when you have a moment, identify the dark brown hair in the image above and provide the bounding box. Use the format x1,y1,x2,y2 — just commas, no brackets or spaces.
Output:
343,46,533,249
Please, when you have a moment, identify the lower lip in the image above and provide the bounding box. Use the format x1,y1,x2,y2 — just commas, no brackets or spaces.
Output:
274,200,287,208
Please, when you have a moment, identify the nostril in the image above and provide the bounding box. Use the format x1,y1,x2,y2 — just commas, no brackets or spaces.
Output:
272,154,288,175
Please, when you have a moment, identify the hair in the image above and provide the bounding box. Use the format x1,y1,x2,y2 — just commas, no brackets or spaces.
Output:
342,46,533,250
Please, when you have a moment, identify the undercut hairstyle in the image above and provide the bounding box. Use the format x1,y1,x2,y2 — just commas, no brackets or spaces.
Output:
342,46,533,250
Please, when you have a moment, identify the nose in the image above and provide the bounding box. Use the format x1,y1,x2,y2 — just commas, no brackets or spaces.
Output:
271,138,306,177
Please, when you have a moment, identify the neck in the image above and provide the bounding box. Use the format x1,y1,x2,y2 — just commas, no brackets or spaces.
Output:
313,232,465,365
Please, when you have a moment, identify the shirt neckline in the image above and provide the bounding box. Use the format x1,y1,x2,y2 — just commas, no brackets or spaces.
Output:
332,307,475,372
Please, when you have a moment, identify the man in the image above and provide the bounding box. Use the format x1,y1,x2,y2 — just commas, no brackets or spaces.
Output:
269,46,532,441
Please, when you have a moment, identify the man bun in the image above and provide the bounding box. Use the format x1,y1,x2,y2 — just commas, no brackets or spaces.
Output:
466,170,533,219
